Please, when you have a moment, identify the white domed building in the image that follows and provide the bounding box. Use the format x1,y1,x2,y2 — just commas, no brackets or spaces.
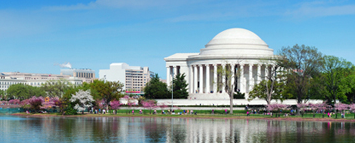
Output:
164,28,275,99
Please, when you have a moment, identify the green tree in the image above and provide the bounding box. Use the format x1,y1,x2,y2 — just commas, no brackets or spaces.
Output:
321,55,353,104
278,44,323,114
41,79,73,97
88,79,124,110
6,84,45,100
249,80,285,105
171,73,189,99
144,74,169,99
0,90,6,100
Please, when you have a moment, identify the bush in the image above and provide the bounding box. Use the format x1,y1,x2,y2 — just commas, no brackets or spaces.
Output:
65,104,78,115
233,92,245,99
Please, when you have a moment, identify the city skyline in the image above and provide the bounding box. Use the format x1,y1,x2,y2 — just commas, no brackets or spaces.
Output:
1,0,355,79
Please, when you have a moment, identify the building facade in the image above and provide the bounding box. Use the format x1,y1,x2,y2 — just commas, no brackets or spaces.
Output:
60,68,96,83
99,63,154,93
0,72,85,92
164,28,276,99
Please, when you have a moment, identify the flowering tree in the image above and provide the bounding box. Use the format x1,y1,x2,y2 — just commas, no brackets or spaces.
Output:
124,95,135,108
41,97,58,109
141,100,157,114
20,99,30,109
9,99,20,105
335,103,349,114
29,96,44,112
349,104,355,113
110,100,121,110
95,99,105,109
266,103,289,114
70,90,94,114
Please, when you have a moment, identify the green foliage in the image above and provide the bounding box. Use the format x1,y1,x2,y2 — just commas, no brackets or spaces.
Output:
87,79,124,109
249,80,286,103
320,55,354,104
278,44,323,103
64,104,78,115
171,73,189,99
41,79,73,97
6,84,45,100
233,92,245,99
144,74,170,99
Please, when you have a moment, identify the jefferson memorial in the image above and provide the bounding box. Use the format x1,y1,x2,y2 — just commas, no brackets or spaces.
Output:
164,28,275,100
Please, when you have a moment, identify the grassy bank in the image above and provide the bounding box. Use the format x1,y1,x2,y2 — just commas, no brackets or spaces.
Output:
10,111,355,123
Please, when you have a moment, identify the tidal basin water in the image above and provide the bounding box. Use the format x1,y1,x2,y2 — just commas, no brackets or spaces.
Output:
1,115,355,143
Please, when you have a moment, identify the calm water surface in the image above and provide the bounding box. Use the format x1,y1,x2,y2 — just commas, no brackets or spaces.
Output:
0,115,355,143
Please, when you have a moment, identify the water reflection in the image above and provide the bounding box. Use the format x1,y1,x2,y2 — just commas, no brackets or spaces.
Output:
1,115,355,142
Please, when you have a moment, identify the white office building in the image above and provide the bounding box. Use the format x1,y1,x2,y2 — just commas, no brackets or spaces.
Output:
99,63,154,93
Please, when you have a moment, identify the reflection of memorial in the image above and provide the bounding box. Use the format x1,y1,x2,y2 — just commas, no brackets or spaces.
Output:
1,116,354,142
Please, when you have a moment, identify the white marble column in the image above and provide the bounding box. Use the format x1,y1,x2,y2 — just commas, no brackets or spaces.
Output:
213,64,217,94
240,64,244,93
249,64,253,92
166,66,170,87
206,64,210,93
265,65,268,80
199,64,204,93
194,65,198,94
190,65,193,93
231,63,235,92
222,64,226,93
173,66,177,78
257,64,261,83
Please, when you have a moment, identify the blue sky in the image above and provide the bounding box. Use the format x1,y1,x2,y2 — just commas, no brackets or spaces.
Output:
1,0,355,79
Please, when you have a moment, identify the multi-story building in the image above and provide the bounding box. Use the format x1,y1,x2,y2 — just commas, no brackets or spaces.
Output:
60,68,95,83
99,63,154,93
0,70,94,92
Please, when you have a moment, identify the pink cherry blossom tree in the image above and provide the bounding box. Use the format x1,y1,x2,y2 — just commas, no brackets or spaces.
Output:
110,100,121,110
349,104,355,113
29,96,44,112
9,99,20,105
266,103,288,112
141,100,157,114
266,103,289,117
20,99,30,109
335,103,349,113
41,97,58,110
123,95,135,109
95,99,105,110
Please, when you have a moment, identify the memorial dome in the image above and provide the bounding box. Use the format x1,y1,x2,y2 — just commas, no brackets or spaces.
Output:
199,28,273,56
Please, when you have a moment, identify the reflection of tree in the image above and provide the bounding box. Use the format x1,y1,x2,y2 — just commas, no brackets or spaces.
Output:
144,118,167,142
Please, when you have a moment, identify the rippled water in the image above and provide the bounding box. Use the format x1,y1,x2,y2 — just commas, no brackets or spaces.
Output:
1,115,355,143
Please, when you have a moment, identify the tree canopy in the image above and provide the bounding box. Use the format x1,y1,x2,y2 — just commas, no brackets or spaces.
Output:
7,84,46,100
144,74,169,99
320,55,354,104
278,44,323,104
171,73,189,99
41,79,73,97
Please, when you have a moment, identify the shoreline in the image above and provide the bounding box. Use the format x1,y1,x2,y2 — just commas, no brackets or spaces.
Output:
10,113,355,123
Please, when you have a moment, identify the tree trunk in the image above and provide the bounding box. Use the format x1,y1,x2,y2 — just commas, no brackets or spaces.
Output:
229,92,233,114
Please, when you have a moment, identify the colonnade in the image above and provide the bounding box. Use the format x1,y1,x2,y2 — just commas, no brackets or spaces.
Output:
166,63,274,97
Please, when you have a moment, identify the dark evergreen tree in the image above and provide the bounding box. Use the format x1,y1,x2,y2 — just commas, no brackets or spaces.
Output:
144,74,170,99
172,73,189,99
